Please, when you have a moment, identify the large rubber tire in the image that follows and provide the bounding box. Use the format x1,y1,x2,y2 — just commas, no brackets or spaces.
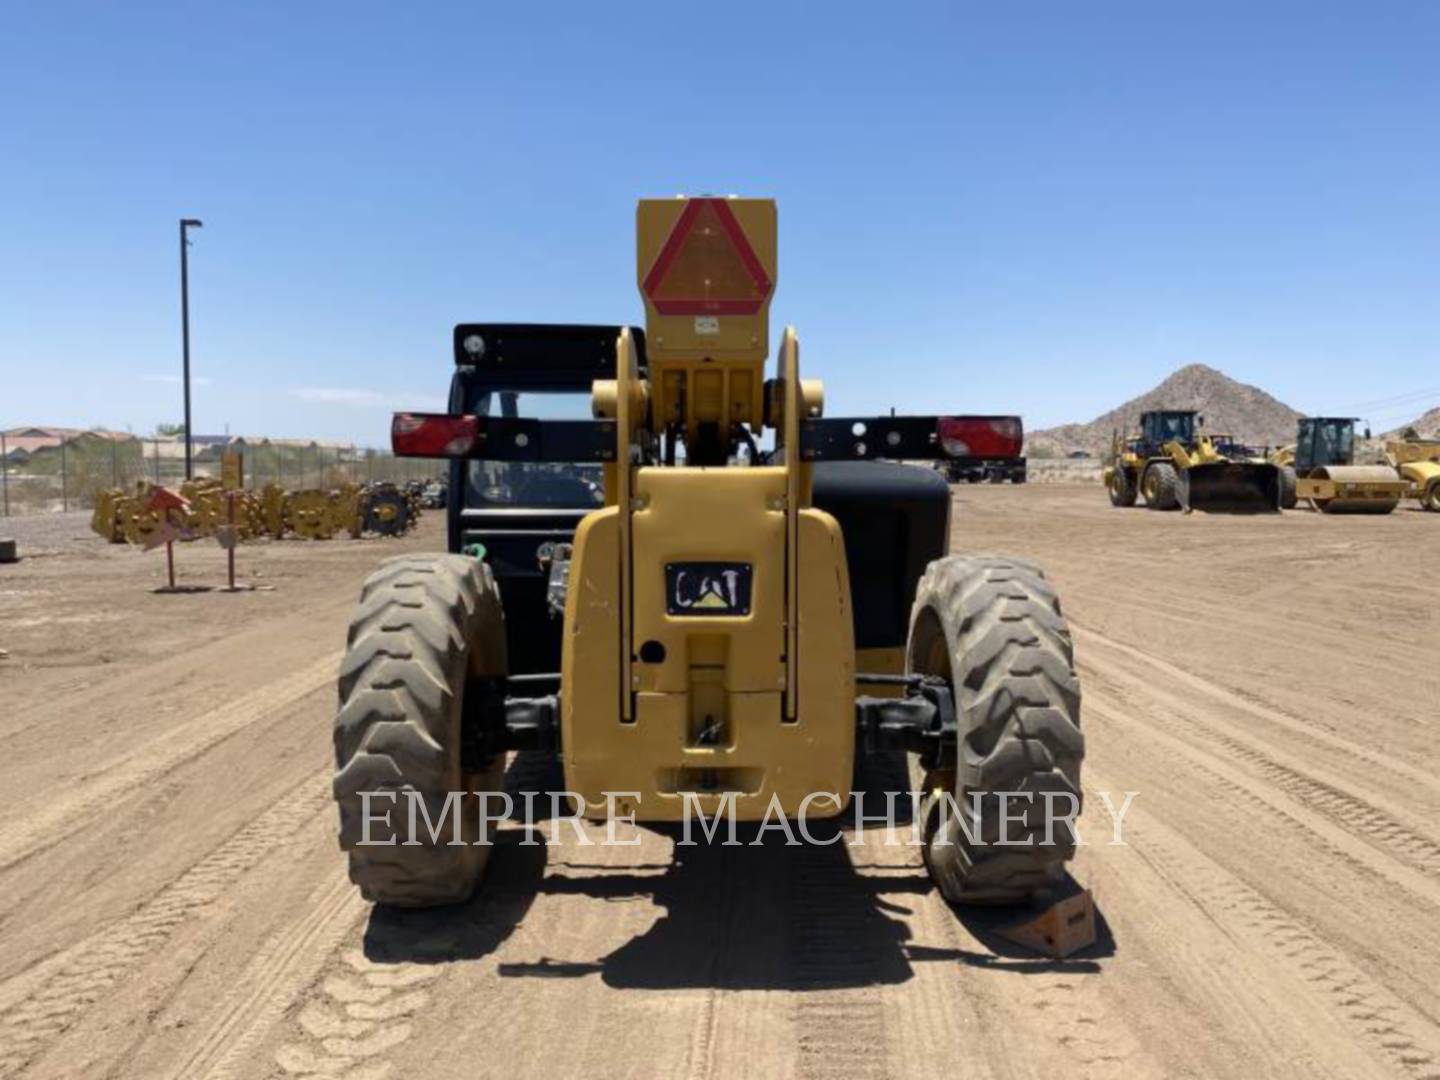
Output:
908,556,1084,904
333,554,507,907
1142,462,1181,510
1278,466,1298,510
1107,468,1137,507
1423,480,1440,512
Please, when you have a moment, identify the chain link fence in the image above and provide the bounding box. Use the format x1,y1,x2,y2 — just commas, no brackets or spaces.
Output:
0,434,444,518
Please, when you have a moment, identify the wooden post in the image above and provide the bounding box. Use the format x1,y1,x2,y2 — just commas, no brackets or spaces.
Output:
226,491,236,591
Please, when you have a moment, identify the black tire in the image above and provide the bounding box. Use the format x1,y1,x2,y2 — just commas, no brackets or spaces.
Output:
333,554,507,907
1423,480,1440,512
1279,466,1298,510
907,556,1084,904
1142,462,1180,510
1107,468,1137,507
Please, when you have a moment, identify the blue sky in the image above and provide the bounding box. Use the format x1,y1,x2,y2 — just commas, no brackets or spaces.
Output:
3,1,1438,444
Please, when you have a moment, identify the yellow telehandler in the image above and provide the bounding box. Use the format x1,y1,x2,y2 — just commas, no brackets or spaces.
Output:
331,197,1085,909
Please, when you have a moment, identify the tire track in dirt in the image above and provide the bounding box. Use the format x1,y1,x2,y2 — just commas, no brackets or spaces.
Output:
888,755,1157,1080
1065,582,1433,688
787,848,891,1080
680,845,732,1080
271,945,442,1080
164,871,366,1080
1075,763,1427,1079
683,984,720,1080
1081,671,1440,910
0,654,339,872
917,850,1156,1077
866,760,1153,1080
1073,621,1440,803
1114,789,1440,1080
878,871,1004,1080
0,773,332,1079
1078,634,1440,898
1188,726,1440,882
1083,691,1440,1044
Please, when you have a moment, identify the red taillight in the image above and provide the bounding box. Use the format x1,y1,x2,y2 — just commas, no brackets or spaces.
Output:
937,416,1023,459
391,413,479,457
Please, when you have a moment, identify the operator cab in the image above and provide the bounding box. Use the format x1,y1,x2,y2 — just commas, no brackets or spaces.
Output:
1140,410,1198,450
1295,417,1358,473
441,320,947,676
446,324,647,673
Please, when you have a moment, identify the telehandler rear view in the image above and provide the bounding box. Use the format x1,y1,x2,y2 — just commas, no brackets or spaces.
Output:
332,196,1084,908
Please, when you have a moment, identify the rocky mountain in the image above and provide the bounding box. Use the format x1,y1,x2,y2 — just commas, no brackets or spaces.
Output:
1384,406,1440,439
1027,364,1303,457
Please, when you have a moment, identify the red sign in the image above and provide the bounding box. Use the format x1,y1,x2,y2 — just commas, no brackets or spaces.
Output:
145,487,190,513
641,198,773,316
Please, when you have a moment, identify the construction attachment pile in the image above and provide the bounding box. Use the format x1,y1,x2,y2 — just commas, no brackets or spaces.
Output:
90,478,422,545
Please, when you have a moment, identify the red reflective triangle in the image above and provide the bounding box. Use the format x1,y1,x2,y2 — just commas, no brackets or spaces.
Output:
641,198,773,315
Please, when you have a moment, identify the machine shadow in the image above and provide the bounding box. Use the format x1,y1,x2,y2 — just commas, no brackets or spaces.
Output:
492,747,940,992
360,752,1115,984
360,827,550,967
498,822,943,991
359,750,564,965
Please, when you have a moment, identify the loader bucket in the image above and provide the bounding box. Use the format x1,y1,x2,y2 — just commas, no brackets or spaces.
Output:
1178,462,1282,513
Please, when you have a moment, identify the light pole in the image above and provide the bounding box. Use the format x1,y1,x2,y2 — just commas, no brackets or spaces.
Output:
180,217,203,479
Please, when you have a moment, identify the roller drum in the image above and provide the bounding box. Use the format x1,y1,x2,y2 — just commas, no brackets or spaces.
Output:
1307,465,1403,515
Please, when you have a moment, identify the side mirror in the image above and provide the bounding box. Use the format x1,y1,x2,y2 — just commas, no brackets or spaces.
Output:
1196,414,1205,427
1364,426,1373,440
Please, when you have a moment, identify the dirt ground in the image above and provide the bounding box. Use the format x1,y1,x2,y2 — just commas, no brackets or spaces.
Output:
1,487,1438,1080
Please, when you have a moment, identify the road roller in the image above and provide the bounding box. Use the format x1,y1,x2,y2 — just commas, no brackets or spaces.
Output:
1273,418,1408,514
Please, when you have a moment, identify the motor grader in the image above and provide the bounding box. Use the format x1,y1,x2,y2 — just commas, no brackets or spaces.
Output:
1271,417,1408,514
1104,409,1282,512
332,196,1084,908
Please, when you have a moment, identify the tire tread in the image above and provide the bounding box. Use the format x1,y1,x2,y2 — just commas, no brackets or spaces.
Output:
333,553,504,907
910,555,1084,903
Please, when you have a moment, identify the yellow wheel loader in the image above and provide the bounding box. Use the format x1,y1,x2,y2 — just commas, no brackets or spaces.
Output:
1385,437,1440,512
332,197,1085,909
1271,418,1407,514
1103,409,1282,513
